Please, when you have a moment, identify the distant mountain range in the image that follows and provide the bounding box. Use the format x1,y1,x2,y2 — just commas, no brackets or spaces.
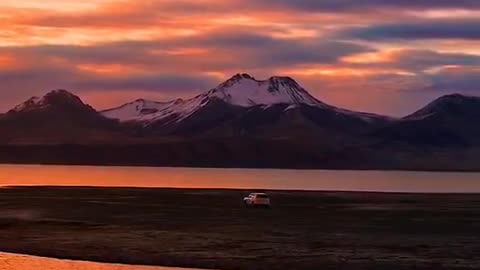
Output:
0,74,479,171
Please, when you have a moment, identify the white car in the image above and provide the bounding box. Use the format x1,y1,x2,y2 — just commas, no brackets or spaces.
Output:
243,193,271,208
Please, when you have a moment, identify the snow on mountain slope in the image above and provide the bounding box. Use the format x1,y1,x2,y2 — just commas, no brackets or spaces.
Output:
102,95,210,124
102,74,392,124
102,99,181,122
207,73,323,107
12,97,43,112
101,74,320,123
11,90,90,113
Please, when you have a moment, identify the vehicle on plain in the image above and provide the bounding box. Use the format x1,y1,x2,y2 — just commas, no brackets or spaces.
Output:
244,193,270,208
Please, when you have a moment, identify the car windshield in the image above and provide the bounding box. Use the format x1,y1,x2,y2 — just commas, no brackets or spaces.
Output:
256,194,268,198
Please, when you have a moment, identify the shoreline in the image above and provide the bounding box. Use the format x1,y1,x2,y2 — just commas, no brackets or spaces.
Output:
2,161,480,173
4,185,480,195
0,251,206,270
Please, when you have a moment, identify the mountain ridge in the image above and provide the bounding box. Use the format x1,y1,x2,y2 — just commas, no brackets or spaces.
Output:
7,76,479,120
11,89,93,113
1,74,479,171
0,89,124,144
100,73,393,125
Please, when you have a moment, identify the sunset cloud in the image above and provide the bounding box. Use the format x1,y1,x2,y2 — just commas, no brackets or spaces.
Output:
346,19,480,40
259,0,480,12
0,0,479,115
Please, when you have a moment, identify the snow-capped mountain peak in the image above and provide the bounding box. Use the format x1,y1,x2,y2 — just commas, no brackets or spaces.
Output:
101,74,328,123
101,74,389,124
207,74,323,107
11,89,86,113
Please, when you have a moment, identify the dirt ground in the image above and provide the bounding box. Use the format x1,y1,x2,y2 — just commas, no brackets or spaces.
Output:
0,186,479,269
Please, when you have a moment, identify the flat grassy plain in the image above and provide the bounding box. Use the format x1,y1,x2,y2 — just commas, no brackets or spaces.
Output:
0,187,479,269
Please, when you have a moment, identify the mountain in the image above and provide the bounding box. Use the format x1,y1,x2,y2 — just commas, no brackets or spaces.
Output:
101,74,391,137
0,90,124,144
0,76,479,171
10,89,90,113
102,74,388,123
375,94,480,147
406,94,480,121
102,74,322,123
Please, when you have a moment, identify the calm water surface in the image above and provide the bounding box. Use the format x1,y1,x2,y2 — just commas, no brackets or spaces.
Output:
1,164,480,193
0,252,201,270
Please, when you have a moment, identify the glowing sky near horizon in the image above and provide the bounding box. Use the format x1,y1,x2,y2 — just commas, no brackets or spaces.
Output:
0,0,479,116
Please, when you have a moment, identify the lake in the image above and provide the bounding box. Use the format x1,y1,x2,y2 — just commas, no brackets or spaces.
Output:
0,252,202,270
0,164,479,193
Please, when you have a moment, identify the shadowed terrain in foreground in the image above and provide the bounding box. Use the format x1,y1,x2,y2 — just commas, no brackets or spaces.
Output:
0,187,479,269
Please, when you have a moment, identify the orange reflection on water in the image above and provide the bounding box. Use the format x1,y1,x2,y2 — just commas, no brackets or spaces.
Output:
0,164,246,188
1,164,480,193
0,252,199,270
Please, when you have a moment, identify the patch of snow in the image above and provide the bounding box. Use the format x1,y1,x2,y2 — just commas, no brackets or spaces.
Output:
404,112,437,121
11,90,88,113
339,109,396,123
12,97,44,112
101,99,177,122
101,94,210,125
284,104,298,111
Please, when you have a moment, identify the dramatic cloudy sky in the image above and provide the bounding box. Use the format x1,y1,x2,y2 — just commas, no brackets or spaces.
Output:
1,0,479,116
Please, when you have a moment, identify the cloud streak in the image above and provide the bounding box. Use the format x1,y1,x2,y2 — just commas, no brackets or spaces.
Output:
0,0,479,115
346,19,480,40
259,0,480,12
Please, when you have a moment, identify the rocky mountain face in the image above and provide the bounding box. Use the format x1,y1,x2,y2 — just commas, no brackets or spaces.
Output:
101,74,326,123
0,90,124,144
101,74,391,138
0,75,479,170
375,94,480,147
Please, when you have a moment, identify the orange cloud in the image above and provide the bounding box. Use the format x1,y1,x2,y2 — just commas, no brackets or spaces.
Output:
0,0,478,115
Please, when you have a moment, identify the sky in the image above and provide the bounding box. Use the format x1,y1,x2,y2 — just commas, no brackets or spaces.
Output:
0,0,479,116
